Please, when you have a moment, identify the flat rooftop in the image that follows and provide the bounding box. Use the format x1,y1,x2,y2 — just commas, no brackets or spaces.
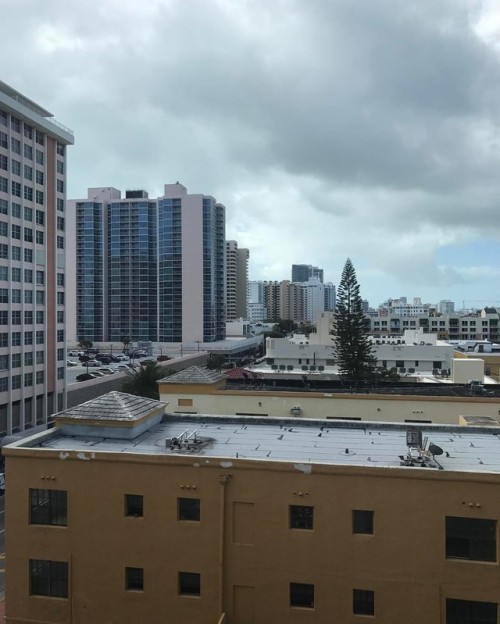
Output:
16,415,500,475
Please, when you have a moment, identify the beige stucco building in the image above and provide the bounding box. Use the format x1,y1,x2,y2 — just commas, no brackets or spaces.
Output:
158,367,500,426
5,391,500,623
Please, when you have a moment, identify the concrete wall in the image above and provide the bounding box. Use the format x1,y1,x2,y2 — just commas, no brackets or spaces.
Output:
158,384,500,426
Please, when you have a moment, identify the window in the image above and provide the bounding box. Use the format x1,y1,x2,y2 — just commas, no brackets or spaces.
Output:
178,572,201,596
35,209,44,225
12,310,21,325
35,149,44,165
446,517,496,562
24,372,33,387
57,292,65,305
24,227,33,242
290,505,314,530
57,160,64,174
57,179,64,193
35,190,44,205
12,375,21,389
0,333,7,348
11,267,21,282
11,159,20,176
125,494,143,517
178,498,200,521
36,270,44,285
353,589,374,616
57,216,65,231
57,366,64,380
0,289,7,304
36,371,44,384
24,269,33,283
24,248,33,262
57,273,65,287
11,116,20,132
11,137,21,154
125,567,144,591
57,198,64,212
24,164,33,179
30,489,67,526
24,331,33,345
24,124,33,139
11,202,21,218
0,176,6,192
11,224,20,240
11,332,21,347
11,180,21,197
24,290,32,304
353,510,374,534
0,199,6,215
11,246,21,261
36,130,45,145
36,290,44,304
0,355,8,371
57,310,64,323
446,599,497,624
0,222,7,237
290,582,314,608
36,351,44,364
35,170,44,185
0,243,6,258
0,155,6,171
56,235,64,249
36,311,44,324
36,231,44,245
24,310,33,324
11,353,21,368
0,114,6,128
36,331,45,345
29,560,68,598
0,266,6,280
57,143,65,156
24,206,33,221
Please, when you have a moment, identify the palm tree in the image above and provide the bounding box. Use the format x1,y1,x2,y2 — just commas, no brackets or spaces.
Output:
122,362,169,400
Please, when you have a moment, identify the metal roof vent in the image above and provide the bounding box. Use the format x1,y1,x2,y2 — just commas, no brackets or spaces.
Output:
165,429,213,453
399,430,445,470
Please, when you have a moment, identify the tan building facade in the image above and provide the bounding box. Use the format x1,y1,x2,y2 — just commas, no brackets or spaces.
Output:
159,367,500,426
5,392,500,623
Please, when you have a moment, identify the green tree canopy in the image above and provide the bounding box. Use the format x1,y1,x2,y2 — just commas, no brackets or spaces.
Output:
333,258,376,381
122,361,168,400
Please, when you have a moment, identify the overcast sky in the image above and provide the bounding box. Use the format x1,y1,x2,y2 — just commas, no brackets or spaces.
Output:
3,0,500,309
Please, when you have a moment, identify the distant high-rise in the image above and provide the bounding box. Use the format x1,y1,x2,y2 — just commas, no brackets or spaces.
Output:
226,241,249,320
69,183,226,344
0,81,74,433
292,264,324,283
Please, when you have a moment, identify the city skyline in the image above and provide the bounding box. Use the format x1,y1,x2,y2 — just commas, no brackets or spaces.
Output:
3,1,500,306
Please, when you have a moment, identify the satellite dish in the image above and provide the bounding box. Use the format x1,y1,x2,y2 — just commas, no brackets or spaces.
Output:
429,443,444,456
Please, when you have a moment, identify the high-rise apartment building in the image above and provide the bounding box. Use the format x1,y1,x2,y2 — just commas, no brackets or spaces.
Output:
225,241,249,321
0,81,73,434
291,264,324,284
69,183,226,344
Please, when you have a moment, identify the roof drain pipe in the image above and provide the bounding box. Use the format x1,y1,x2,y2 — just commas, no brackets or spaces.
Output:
218,474,231,622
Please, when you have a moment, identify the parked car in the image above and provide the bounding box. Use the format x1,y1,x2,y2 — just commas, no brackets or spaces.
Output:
113,364,131,372
91,371,105,377
0,473,5,494
76,373,97,382
68,350,83,357
86,360,101,367
157,355,171,362
140,359,157,366
114,354,128,361
66,359,78,367
98,367,116,375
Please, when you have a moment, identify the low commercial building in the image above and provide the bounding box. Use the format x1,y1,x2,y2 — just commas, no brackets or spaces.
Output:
159,366,500,425
6,392,500,623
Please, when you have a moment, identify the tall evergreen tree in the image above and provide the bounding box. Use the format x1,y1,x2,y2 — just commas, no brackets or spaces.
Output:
333,259,376,381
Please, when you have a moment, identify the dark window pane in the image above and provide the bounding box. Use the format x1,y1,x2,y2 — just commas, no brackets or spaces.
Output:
353,510,374,534
290,582,314,608
353,589,374,615
446,598,497,624
446,517,496,562
125,494,143,517
30,489,67,526
179,572,201,596
30,559,68,598
178,498,200,521
290,505,314,530
125,567,144,591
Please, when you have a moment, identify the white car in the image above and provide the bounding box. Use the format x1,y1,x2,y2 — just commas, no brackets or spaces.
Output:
86,360,101,368
114,364,131,372
114,354,129,361
66,359,78,367
98,367,116,375
68,350,84,357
